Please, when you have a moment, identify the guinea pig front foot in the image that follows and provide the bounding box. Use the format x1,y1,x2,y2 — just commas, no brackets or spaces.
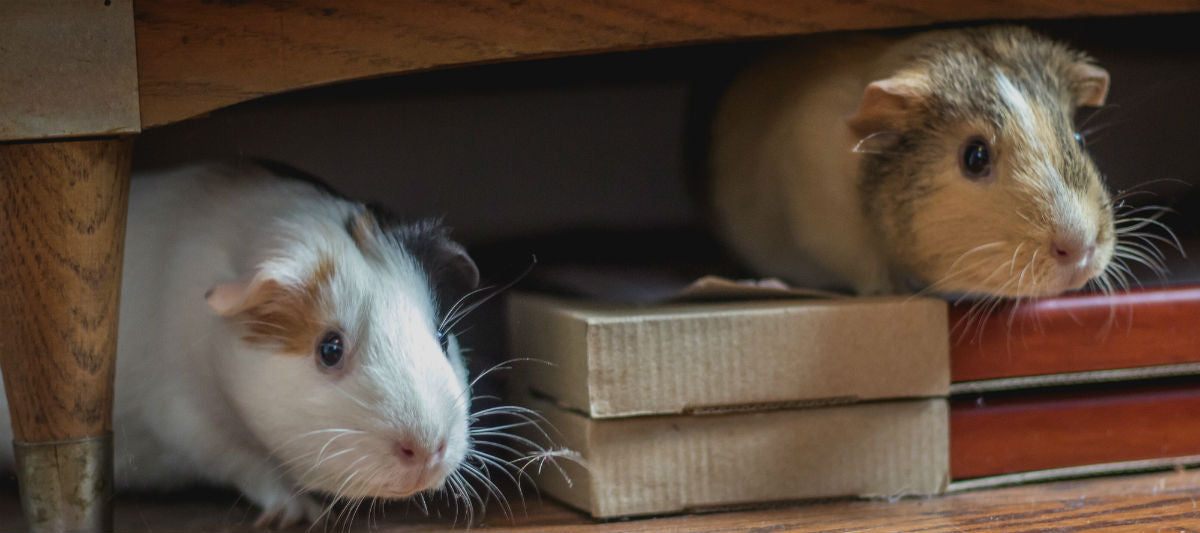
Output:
252,494,322,530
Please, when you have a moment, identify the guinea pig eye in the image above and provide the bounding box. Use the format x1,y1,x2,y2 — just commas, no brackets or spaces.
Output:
959,137,992,179
437,330,450,353
316,331,345,370
1074,132,1086,149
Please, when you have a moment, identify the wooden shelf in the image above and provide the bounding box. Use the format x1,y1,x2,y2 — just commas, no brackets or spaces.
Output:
133,0,1200,129
4,469,1200,532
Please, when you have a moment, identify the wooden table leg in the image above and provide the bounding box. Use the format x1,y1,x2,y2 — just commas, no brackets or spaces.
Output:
0,137,133,533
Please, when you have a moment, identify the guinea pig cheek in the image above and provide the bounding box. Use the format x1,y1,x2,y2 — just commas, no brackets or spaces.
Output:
904,156,1031,295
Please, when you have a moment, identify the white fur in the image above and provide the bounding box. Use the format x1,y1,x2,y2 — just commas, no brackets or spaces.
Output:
0,163,470,524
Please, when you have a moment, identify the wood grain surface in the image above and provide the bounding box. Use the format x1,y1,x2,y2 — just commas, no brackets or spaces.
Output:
0,138,133,442
3,469,1200,532
134,0,1200,128
951,285,1200,382
952,381,1200,479
0,0,140,141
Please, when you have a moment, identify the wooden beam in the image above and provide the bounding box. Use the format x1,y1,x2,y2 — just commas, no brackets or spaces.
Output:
134,0,1200,128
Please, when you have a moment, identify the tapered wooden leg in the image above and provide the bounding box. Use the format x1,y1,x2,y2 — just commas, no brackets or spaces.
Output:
0,137,132,533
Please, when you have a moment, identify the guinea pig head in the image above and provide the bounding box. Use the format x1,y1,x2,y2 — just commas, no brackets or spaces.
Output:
205,211,480,500
847,27,1115,298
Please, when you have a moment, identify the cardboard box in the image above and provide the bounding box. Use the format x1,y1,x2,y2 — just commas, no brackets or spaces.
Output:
528,395,949,518
507,292,949,418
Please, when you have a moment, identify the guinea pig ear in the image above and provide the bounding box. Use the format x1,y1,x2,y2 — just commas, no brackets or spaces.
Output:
846,77,926,138
421,236,481,295
205,279,255,316
394,219,481,297
1068,62,1109,108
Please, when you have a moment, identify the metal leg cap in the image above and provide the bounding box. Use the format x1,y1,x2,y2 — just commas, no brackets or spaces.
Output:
13,434,113,533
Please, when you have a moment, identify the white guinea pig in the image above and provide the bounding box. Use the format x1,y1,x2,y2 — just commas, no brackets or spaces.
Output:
711,26,1124,297
0,161,485,528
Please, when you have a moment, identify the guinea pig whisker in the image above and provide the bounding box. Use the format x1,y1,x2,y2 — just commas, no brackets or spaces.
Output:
474,432,546,457
973,291,1010,345
469,439,529,461
1078,103,1119,130
310,447,357,476
1117,226,1185,259
413,492,429,516
1114,215,1173,234
439,285,494,332
953,295,995,344
315,431,363,466
1107,257,1143,290
941,242,1007,279
950,255,1020,307
916,254,1005,299
460,460,512,519
455,358,552,408
341,473,378,533
470,420,543,435
442,257,540,337
1113,248,1168,280
513,448,584,489
447,470,482,526
1008,243,1025,277
1121,231,1183,254
1115,241,1169,269
267,428,363,458
1113,203,1173,218
446,471,470,525
471,407,558,444
1110,178,1191,204
1121,239,1168,263
322,456,369,528
469,448,531,488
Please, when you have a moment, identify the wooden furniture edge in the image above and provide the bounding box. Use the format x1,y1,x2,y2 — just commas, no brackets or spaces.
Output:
135,0,1200,129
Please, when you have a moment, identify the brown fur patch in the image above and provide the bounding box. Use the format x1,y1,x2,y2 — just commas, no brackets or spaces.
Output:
236,256,336,355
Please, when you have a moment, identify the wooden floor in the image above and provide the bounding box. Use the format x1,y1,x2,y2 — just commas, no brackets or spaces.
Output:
4,469,1200,532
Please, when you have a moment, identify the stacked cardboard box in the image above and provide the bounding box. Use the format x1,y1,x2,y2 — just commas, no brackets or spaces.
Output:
506,291,951,518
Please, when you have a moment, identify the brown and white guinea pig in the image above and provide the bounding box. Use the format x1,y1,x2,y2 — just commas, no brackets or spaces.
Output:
0,161,484,528
710,26,1116,297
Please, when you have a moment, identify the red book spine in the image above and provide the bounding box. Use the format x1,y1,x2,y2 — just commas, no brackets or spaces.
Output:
950,286,1200,382
951,382,1200,479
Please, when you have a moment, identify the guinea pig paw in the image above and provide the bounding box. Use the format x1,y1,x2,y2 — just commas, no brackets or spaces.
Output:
253,495,322,530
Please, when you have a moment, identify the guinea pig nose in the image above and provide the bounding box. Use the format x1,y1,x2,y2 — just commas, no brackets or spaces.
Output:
1051,239,1094,266
392,440,418,461
392,439,448,466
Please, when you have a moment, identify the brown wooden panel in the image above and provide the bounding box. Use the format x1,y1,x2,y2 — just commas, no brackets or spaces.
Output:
0,138,133,441
951,383,1200,479
134,0,1200,128
951,286,1200,382
0,1,140,141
